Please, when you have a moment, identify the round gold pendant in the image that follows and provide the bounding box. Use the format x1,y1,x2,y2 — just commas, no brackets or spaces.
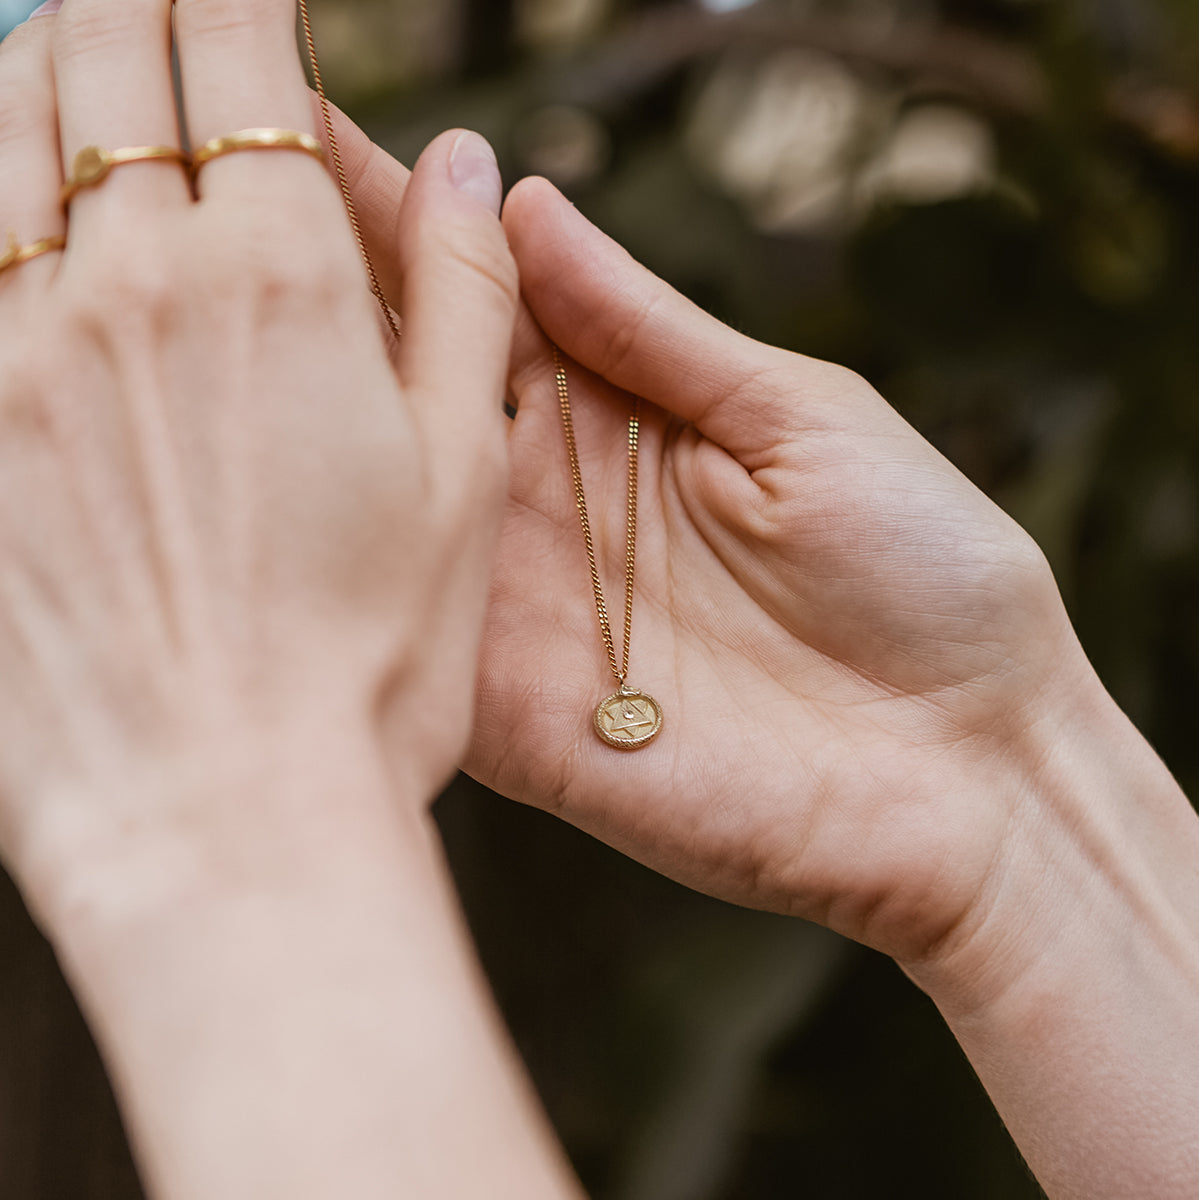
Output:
593,687,663,750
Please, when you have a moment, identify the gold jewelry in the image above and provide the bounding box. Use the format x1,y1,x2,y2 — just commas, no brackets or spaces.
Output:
190,128,325,172
186,90,399,342
298,0,399,341
60,144,189,208
0,231,66,276
554,346,663,750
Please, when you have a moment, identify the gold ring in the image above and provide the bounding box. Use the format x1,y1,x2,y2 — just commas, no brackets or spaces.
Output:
0,230,66,277
191,128,325,174
60,144,190,208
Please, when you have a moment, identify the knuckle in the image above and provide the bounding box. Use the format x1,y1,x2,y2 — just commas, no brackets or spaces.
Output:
173,0,265,42
0,84,37,156
596,288,658,381
441,225,520,314
0,47,49,155
0,358,51,444
60,231,182,336
92,241,177,314
759,352,878,437
251,246,362,315
786,352,868,402
412,198,519,310
54,0,160,64
175,0,302,55
193,206,363,311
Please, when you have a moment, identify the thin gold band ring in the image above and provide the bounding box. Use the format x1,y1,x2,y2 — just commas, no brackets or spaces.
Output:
191,128,325,174
60,144,189,208
0,231,66,276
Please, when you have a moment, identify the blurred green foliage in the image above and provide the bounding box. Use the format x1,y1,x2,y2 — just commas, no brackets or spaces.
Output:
2,1,1197,1197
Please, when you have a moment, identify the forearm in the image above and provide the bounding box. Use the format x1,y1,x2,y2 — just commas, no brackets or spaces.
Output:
906,679,1199,1199
36,742,581,1200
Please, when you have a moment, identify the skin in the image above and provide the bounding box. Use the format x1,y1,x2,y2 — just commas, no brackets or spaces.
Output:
478,186,1199,1198
0,2,578,1199
334,119,1199,1197
486,185,1199,1200
0,0,1195,1197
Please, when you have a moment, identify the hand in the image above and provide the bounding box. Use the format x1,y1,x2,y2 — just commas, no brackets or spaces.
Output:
318,124,1199,1200
0,0,518,921
462,178,1102,963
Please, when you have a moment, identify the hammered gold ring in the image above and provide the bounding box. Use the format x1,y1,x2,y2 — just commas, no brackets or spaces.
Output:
191,128,325,175
0,231,67,277
60,144,190,209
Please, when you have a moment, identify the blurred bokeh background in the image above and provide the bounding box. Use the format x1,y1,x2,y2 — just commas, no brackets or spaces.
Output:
3,0,1199,1196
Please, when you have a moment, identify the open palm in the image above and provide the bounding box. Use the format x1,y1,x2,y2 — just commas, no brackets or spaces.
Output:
465,178,1089,961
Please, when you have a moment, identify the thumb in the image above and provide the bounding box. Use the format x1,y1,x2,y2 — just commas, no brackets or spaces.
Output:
395,129,519,473
503,176,822,459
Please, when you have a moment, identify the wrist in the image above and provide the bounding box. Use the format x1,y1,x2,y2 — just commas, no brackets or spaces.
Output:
900,667,1199,1198
18,708,425,947
906,663,1199,1016
36,737,582,1200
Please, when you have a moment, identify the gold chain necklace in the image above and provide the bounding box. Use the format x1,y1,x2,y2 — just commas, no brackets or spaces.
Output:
553,347,663,750
300,16,659,748
298,0,399,342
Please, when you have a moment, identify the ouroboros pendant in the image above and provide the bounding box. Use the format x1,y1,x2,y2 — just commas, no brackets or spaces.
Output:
593,686,663,750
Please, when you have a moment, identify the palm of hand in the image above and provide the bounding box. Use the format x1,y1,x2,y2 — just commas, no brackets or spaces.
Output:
466,183,1080,959
468,342,1073,956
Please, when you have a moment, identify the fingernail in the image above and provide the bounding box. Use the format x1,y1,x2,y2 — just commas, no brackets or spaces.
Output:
27,0,64,18
449,131,502,216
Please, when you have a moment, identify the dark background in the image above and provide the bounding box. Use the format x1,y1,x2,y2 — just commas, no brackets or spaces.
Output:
2,0,1198,1196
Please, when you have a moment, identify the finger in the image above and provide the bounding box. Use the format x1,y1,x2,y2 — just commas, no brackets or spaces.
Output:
395,130,518,472
174,0,327,202
502,176,821,457
0,12,65,295
52,0,190,224
311,95,411,312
